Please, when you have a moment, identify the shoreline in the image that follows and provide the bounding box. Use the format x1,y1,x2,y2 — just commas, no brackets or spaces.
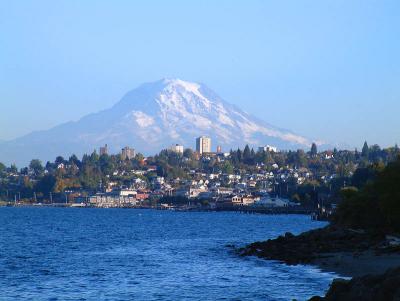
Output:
312,250,400,278
240,225,400,277
240,225,400,299
1,203,315,215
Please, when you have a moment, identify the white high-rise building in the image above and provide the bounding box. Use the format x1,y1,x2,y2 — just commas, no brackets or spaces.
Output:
258,145,278,153
196,136,211,154
170,144,184,154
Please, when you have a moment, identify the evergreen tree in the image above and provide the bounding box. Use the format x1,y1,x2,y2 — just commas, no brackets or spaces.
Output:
310,143,318,157
230,149,237,164
222,161,234,174
361,141,369,158
243,145,251,158
236,148,243,163
68,154,81,167
89,150,100,163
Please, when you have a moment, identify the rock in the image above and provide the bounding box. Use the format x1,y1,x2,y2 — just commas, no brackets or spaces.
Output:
240,225,400,300
308,297,324,301
240,225,386,265
310,267,400,301
285,232,295,238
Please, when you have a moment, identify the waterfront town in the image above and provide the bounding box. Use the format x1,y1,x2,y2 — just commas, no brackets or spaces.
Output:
0,137,398,216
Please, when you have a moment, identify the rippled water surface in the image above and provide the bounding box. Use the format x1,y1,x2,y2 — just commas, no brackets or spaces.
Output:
0,208,335,300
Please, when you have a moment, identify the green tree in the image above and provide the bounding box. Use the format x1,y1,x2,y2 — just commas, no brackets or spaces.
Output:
243,145,251,163
295,150,307,167
374,159,400,231
99,154,114,175
135,153,144,162
222,161,234,174
89,151,99,164
36,174,56,194
250,148,256,159
310,143,318,157
80,164,101,190
361,141,369,158
68,154,80,166
351,166,378,188
9,164,18,174
55,156,65,165
21,176,34,196
236,148,243,163
335,156,400,232
183,148,194,160
29,159,44,176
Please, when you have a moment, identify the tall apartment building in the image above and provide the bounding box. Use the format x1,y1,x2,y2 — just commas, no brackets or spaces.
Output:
170,144,184,154
121,146,136,160
99,144,108,156
196,136,211,154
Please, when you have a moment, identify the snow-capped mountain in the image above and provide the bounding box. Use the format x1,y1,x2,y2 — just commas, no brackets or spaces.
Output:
0,79,318,166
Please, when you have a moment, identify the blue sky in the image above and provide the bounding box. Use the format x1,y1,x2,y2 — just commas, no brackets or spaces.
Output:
1,0,399,148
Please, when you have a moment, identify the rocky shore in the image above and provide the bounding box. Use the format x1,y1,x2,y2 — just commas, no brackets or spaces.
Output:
309,267,400,301
239,225,400,300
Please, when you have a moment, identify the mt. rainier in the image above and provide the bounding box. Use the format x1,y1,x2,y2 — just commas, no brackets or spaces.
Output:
0,79,317,166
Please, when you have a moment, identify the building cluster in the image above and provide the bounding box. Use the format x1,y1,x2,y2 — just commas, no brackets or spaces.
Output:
99,144,136,160
3,139,397,214
72,137,310,209
98,136,216,158
171,166,305,208
3,135,332,210
84,162,308,210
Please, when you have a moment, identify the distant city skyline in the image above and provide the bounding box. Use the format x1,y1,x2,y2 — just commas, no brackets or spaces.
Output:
1,1,399,149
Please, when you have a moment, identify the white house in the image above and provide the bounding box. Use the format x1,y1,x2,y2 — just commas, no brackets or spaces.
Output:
255,196,298,208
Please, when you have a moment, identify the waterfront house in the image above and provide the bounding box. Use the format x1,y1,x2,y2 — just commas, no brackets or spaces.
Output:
254,196,297,208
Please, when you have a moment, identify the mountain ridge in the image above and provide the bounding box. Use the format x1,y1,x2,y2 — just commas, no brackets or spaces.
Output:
0,79,323,167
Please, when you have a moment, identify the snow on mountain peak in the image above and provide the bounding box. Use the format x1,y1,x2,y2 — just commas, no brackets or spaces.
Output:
156,78,212,112
0,78,322,166
163,78,208,99
114,78,316,149
162,78,200,91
